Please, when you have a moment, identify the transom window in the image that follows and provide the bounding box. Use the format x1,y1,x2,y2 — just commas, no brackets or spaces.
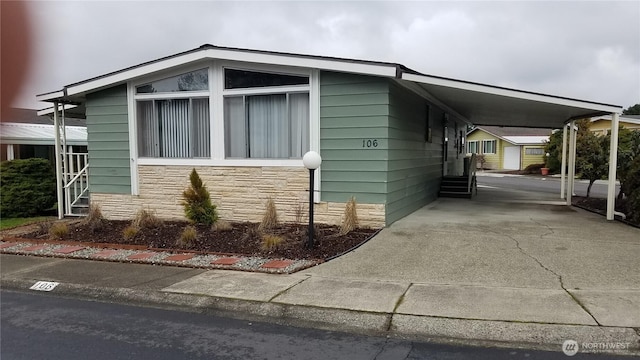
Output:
225,69,308,89
136,68,208,94
482,140,496,154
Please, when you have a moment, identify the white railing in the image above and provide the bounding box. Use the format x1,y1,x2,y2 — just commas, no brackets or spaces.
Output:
64,152,89,216
467,153,477,195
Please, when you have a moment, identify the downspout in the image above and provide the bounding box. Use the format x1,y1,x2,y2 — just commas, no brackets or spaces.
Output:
560,124,568,199
53,102,64,219
606,113,620,220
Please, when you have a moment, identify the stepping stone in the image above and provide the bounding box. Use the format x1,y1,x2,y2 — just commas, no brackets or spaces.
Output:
211,257,240,265
54,246,85,254
0,242,17,249
164,254,194,262
261,259,294,269
23,245,48,251
127,252,156,260
91,249,121,258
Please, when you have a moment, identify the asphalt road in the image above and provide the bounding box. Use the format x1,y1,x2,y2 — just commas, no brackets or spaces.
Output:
477,174,619,199
1,290,619,360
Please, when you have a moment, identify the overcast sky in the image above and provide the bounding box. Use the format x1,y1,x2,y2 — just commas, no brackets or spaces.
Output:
14,0,640,111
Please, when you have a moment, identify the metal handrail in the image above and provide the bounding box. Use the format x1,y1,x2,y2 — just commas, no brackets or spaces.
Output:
63,152,89,215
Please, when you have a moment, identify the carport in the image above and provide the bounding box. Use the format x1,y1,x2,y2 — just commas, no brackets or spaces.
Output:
399,72,623,220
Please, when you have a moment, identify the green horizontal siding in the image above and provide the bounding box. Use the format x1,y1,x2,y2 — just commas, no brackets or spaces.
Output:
85,85,131,194
319,71,389,205
385,82,442,225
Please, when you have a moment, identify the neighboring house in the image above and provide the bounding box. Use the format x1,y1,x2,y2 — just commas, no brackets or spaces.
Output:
0,108,87,163
466,126,550,170
36,44,622,226
589,114,640,135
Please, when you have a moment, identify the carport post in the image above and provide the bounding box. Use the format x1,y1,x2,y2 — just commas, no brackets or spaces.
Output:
606,113,620,220
567,120,577,205
53,102,64,219
560,124,568,199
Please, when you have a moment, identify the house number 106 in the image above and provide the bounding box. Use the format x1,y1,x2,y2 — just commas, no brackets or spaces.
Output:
362,139,379,148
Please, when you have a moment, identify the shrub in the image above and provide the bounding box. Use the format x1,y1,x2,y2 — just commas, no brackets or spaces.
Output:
182,169,218,225
212,219,233,232
625,156,640,223
261,234,284,251
122,225,139,240
293,202,306,224
177,225,198,247
0,158,56,218
49,222,68,239
82,204,107,233
133,208,163,229
339,196,358,235
258,197,278,231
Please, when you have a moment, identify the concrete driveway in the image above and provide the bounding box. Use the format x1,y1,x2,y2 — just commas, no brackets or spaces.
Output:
303,184,640,327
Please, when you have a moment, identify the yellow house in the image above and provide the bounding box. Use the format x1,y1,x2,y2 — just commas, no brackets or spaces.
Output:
466,126,551,170
589,115,640,135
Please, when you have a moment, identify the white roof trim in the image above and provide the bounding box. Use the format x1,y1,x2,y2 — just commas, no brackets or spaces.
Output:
590,115,640,125
36,90,65,102
503,136,549,145
401,73,622,114
64,48,398,97
37,104,78,116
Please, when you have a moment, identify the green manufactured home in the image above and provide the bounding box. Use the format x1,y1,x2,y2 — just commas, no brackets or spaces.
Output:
38,45,623,225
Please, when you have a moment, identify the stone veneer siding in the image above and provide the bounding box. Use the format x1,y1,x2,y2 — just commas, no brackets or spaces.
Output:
91,165,386,227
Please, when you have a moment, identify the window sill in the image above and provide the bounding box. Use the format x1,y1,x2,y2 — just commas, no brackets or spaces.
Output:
137,158,305,167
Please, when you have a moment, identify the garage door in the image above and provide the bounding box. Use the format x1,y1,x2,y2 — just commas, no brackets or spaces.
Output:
503,146,520,170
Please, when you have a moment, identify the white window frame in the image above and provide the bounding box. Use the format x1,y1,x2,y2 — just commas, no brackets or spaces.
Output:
482,139,497,154
467,140,479,154
525,147,545,155
127,61,320,196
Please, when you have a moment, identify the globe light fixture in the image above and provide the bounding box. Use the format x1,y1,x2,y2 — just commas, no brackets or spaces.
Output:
302,151,322,249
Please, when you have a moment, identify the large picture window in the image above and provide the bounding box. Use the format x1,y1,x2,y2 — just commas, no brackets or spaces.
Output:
135,69,210,159
223,68,310,159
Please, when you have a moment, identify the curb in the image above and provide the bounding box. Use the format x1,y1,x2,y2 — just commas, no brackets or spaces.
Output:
3,278,638,355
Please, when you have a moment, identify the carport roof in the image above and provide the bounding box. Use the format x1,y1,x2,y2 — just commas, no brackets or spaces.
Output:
36,44,622,129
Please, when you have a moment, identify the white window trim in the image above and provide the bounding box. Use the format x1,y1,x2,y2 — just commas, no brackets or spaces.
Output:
467,140,479,154
128,61,320,198
482,139,497,154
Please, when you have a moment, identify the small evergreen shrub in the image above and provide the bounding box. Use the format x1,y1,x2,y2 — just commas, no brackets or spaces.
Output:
0,158,56,218
177,225,198,247
182,169,218,225
258,197,278,231
339,196,358,235
49,222,68,239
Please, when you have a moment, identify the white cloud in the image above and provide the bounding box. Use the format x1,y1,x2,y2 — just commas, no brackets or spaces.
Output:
12,0,640,111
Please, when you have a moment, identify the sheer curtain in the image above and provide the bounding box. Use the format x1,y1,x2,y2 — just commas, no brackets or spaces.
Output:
289,93,309,158
224,93,309,159
137,100,159,157
191,98,210,158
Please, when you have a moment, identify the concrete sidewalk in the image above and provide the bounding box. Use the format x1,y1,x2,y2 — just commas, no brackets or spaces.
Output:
2,189,639,355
